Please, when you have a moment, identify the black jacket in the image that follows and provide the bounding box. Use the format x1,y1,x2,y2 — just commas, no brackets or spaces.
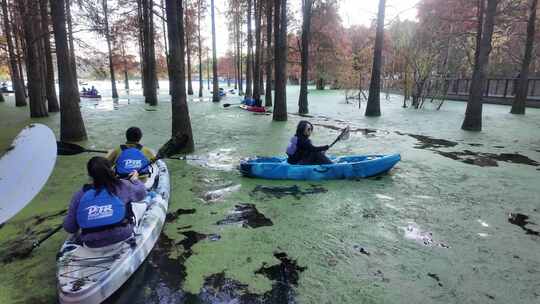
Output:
287,136,329,164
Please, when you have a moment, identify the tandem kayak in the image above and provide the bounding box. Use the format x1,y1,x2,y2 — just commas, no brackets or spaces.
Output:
240,104,267,113
56,160,170,304
240,154,401,180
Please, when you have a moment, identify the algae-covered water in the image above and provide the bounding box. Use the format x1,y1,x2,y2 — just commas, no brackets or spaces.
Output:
1,83,539,304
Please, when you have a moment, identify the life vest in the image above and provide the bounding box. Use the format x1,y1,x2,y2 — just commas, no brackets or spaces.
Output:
76,188,126,229
115,144,151,176
286,136,298,157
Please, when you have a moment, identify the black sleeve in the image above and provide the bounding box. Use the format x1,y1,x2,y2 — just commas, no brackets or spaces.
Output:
300,138,329,152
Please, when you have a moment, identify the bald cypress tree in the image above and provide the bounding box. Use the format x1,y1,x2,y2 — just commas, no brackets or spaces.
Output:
51,0,87,141
166,0,194,151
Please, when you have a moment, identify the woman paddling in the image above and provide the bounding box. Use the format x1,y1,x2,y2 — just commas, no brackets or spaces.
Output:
286,121,333,165
63,157,147,248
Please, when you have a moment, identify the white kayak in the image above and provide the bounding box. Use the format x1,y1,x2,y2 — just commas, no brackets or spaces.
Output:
0,124,57,224
56,160,170,304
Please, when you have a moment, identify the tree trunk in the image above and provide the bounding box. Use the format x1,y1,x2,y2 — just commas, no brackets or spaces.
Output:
265,0,272,106
40,0,59,112
137,0,146,90
22,0,48,117
160,0,168,58
103,0,119,99
210,0,219,102
1,0,26,106
272,0,287,121
511,0,537,115
197,0,203,97
245,0,253,98
234,10,239,91
252,0,263,105
298,0,313,114
142,0,157,105
51,0,87,141
237,6,244,95
66,0,77,89
165,0,194,152
121,40,130,91
186,35,194,95
365,0,385,117
185,9,194,96
207,48,210,90
461,0,498,131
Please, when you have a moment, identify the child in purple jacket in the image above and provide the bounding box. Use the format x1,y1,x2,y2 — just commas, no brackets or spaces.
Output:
63,157,147,248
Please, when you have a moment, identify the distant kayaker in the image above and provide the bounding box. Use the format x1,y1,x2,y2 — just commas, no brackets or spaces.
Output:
63,157,147,248
286,120,332,165
107,127,156,178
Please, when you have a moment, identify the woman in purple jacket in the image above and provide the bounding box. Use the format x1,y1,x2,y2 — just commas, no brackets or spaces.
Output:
63,157,147,248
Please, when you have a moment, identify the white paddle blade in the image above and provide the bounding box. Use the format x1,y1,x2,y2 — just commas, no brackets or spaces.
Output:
0,124,57,224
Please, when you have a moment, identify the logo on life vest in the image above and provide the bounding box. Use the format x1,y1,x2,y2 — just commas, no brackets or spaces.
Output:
123,159,143,169
85,204,114,220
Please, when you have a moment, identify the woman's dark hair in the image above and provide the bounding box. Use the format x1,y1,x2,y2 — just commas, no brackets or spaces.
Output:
87,157,120,195
126,127,142,142
295,120,313,138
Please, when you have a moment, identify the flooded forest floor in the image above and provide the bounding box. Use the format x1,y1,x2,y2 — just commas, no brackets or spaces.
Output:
1,84,539,304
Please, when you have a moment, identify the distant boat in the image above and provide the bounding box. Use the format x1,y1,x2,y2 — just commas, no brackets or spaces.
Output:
79,81,89,86
80,93,101,99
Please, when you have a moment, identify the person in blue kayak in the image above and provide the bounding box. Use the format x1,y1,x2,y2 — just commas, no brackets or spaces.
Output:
107,127,156,178
63,157,147,248
286,120,333,165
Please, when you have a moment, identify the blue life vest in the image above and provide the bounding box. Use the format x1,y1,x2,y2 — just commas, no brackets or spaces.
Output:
115,144,151,176
76,188,126,229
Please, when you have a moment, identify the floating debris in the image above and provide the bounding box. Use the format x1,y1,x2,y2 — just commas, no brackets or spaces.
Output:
202,184,241,202
250,184,327,201
166,208,196,223
216,203,273,228
428,273,443,287
508,213,539,236
435,150,539,168
353,245,370,256
396,132,458,149
403,223,450,248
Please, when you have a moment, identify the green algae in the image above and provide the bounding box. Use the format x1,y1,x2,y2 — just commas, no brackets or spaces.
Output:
1,85,540,303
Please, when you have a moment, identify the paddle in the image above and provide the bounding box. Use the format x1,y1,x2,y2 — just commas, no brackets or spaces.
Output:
57,141,109,155
223,102,242,108
0,124,57,224
329,126,351,148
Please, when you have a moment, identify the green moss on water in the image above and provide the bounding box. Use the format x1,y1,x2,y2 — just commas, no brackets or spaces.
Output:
2,87,540,304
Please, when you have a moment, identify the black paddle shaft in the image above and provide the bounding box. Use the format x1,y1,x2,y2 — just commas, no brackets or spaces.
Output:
57,141,108,155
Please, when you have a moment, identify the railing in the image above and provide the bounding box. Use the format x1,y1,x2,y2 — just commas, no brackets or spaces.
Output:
444,78,540,99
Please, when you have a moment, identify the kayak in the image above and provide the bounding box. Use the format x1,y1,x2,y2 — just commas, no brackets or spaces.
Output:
80,94,101,99
240,154,401,180
56,160,170,304
240,104,266,113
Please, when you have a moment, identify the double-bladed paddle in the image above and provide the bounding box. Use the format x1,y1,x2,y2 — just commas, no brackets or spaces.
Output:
223,103,242,108
329,126,351,148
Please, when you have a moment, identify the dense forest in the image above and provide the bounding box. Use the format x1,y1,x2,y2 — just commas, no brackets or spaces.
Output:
0,0,537,136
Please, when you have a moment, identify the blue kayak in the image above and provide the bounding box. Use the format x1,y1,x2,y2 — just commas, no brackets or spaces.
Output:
240,154,401,180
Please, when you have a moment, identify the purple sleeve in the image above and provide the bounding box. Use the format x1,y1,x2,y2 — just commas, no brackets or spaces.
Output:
63,189,84,233
122,180,147,202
